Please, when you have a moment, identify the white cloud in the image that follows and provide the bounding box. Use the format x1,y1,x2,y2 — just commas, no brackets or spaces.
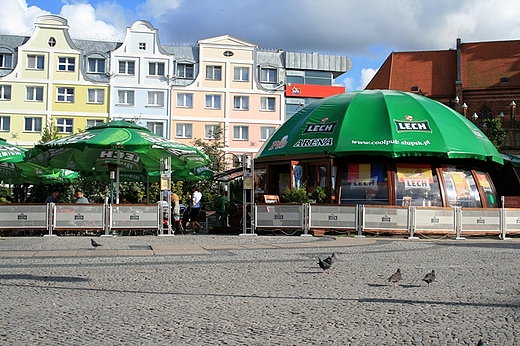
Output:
59,3,126,40
0,0,49,35
138,0,183,19
359,68,378,90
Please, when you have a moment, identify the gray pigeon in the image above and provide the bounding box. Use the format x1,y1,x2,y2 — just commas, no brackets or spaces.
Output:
91,238,102,248
318,257,332,273
388,268,401,286
477,339,486,346
323,252,337,266
422,270,435,287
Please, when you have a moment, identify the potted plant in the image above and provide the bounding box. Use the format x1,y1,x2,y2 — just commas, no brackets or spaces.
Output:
311,186,328,203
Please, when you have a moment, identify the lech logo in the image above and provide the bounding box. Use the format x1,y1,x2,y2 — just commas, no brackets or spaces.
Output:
476,217,485,224
274,213,284,220
130,214,140,221
303,121,338,134
394,115,432,133
328,213,338,221
74,214,84,220
431,216,440,224
381,213,391,222
17,213,27,220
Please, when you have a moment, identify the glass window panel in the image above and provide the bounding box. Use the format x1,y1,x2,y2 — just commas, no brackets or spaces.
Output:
340,163,388,205
441,166,482,208
395,164,442,206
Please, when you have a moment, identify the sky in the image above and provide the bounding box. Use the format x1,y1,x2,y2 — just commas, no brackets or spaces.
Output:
3,0,520,90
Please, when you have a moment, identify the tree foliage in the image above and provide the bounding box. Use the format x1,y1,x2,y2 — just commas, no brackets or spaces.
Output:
483,118,506,149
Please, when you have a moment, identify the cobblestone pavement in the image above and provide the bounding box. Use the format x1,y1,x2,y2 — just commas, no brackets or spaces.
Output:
0,235,519,345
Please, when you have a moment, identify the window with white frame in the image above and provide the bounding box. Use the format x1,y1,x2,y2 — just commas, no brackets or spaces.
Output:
176,123,192,138
0,53,12,68
57,87,74,102
233,96,249,110
205,94,221,109
0,116,10,131
87,58,105,73
177,63,194,78
56,118,73,133
233,125,249,140
87,89,105,104
147,122,164,136
205,124,219,139
148,62,165,76
177,93,193,108
205,65,222,80
260,126,276,141
260,97,276,111
86,119,104,128
24,117,42,132
27,55,44,70
0,85,11,100
117,90,134,105
147,91,164,107
260,68,277,83
118,60,135,75
26,86,44,102
233,67,249,82
58,57,75,72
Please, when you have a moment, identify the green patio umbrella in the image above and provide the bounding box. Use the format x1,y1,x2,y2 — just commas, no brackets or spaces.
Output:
0,138,78,185
27,120,211,173
256,90,503,164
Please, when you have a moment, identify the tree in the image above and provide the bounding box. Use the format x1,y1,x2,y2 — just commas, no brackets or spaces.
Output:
483,118,506,149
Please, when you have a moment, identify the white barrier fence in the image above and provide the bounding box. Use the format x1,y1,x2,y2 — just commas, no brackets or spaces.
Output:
1,203,519,238
255,203,520,239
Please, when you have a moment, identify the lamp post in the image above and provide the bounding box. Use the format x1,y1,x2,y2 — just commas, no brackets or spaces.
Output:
461,103,468,118
472,112,478,124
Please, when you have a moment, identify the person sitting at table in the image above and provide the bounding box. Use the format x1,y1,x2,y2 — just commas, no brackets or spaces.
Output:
75,189,89,204
45,189,60,204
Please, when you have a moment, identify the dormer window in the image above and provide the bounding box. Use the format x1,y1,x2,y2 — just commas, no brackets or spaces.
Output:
411,85,419,92
87,56,106,74
0,53,12,68
501,77,509,83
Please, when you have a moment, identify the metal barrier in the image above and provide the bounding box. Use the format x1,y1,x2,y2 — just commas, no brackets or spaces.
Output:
411,206,456,237
255,203,304,230
457,208,501,239
308,204,357,233
0,204,49,236
109,204,160,235
360,205,410,235
502,208,520,239
53,204,106,235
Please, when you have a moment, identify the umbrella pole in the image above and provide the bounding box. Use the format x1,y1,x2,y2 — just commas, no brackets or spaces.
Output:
116,151,120,204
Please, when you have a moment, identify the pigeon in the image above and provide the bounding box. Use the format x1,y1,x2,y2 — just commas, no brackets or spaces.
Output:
323,252,337,266
318,257,332,273
422,270,436,287
388,268,401,286
91,238,102,248
477,340,486,346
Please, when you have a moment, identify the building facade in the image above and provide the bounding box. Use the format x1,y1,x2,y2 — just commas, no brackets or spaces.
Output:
0,15,352,163
365,38,520,153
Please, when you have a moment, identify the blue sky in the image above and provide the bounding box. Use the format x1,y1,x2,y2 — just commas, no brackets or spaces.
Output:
5,0,520,90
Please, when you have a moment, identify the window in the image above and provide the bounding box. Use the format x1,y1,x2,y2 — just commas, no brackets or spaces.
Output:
86,119,103,128
57,87,74,102
0,85,11,100
147,91,164,107
340,163,389,205
261,97,276,111
177,63,194,79
0,53,12,68
176,123,192,138
26,86,44,102
206,65,222,80
0,116,10,131
48,37,56,47
147,122,164,136
233,96,249,110
233,125,249,140
88,58,105,73
117,90,134,105
177,93,193,108
260,126,276,141
205,94,221,109
139,42,146,50
56,118,73,133
442,165,482,208
205,124,219,139
395,164,442,207
87,89,105,103
118,60,135,75
24,117,42,132
27,55,44,70
58,57,75,72
234,67,249,81
260,68,277,83
148,62,165,76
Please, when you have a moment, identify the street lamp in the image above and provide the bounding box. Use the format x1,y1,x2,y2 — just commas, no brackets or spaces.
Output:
472,112,478,124
461,103,468,118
